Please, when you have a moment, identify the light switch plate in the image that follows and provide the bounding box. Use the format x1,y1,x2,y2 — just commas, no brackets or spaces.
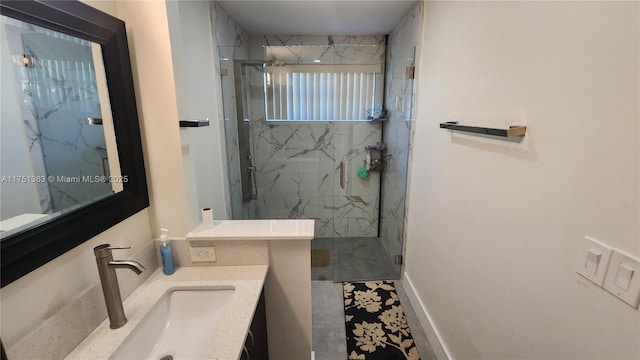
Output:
603,250,640,308
576,236,613,286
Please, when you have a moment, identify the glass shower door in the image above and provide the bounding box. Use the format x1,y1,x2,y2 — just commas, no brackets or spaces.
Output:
326,42,394,281
379,46,417,277
218,42,401,282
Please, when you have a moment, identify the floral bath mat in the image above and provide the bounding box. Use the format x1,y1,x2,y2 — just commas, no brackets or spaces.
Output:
343,281,420,360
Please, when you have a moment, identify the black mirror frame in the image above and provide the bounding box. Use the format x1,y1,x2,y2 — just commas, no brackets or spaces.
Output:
0,0,149,287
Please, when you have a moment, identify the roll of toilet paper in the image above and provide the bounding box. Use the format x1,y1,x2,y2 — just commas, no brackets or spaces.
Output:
201,207,214,229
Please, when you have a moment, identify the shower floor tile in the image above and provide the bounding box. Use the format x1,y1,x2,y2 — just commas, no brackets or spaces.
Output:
311,237,399,282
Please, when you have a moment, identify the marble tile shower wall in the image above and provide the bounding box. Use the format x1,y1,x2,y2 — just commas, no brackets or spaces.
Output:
210,3,253,219
5,23,111,214
210,10,390,239
245,35,385,238
249,35,385,65
4,21,51,214
380,2,424,259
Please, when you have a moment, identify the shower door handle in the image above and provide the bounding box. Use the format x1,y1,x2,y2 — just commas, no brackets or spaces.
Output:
339,162,346,190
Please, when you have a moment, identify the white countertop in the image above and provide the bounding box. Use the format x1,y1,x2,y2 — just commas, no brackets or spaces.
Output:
187,219,315,241
66,265,268,360
0,213,48,233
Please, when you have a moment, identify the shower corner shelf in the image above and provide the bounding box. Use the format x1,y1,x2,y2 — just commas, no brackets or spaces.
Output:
367,116,387,123
439,121,526,138
365,144,386,151
367,109,388,123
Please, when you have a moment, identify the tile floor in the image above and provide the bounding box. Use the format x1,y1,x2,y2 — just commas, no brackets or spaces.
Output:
312,238,399,281
312,280,437,360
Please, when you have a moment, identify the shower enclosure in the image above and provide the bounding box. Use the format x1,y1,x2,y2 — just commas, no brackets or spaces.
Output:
219,36,408,281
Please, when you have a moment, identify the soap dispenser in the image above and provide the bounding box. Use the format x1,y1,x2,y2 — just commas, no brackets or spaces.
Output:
159,228,175,275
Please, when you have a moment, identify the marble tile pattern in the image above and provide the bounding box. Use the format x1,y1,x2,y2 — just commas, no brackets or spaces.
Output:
211,2,249,48
213,24,389,238
3,20,52,213
380,1,424,263
18,30,112,213
256,35,385,66
242,35,386,238
210,2,254,219
6,241,158,360
213,13,388,238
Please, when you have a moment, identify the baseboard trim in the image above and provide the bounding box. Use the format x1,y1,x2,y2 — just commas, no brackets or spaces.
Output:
401,272,453,360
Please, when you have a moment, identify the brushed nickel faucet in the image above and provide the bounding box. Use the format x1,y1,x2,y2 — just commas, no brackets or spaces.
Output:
94,244,145,329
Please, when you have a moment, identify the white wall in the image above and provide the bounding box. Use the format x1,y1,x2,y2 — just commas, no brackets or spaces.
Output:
166,0,231,227
405,1,639,359
115,0,191,237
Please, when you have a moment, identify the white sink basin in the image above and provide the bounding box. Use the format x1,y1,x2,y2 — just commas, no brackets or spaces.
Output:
110,287,235,360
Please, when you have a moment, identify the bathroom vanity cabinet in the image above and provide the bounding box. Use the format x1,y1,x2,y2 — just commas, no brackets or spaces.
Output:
241,290,269,360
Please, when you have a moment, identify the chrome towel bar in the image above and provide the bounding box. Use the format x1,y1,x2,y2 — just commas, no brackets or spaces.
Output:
179,119,210,127
86,117,103,125
439,121,526,137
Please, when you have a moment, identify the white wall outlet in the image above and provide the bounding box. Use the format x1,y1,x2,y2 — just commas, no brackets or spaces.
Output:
189,246,216,262
603,250,640,308
576,236,613,287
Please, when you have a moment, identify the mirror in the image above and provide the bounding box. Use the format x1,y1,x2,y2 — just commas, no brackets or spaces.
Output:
1,15,123,235
0,0,149,287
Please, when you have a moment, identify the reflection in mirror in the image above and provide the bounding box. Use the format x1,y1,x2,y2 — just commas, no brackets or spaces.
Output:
1,0,148,288
0,15,123,236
